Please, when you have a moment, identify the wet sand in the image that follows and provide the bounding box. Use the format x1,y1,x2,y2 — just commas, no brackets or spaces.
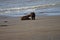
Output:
0,16,60,40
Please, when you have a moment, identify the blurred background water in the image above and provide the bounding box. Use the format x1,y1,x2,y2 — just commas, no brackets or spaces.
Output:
0,0,60,17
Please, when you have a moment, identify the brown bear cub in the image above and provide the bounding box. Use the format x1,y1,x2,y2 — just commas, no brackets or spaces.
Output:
21,15,31,20
21,12,35,20
30,12,35,20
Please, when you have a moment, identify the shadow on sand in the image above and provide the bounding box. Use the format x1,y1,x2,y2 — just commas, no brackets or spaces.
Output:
0,25,8,27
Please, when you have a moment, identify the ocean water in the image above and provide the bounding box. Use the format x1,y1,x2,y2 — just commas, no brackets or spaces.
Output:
0,0,60,17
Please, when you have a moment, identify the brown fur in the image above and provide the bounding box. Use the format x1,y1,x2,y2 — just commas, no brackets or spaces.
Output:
21,15,31,20
21,12,35,20
30,12,35,20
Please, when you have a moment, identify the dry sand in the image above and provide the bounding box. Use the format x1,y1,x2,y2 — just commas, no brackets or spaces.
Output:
0,16,60,40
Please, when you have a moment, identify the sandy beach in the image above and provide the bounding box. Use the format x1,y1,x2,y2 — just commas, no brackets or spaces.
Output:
0,15,60,40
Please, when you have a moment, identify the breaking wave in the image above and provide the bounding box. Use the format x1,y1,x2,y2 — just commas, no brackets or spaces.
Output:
0,3,60,17
0,3,60,12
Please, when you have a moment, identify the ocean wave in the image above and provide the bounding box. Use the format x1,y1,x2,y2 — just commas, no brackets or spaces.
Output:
0,4,56,11
0,3,60,13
